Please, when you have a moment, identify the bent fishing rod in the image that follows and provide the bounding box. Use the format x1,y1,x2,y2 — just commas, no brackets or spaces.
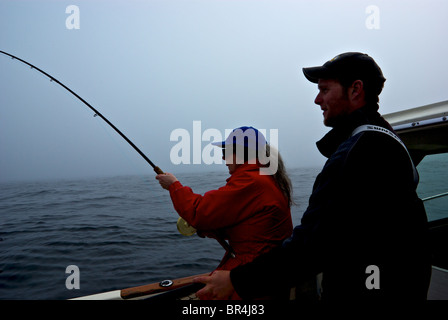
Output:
1,50,236,255
0,50,164,175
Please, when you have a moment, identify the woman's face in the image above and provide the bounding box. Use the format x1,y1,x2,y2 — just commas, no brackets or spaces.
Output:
223,150,241,174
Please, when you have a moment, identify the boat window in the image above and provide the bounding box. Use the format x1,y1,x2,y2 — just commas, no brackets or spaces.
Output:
417,153,448,222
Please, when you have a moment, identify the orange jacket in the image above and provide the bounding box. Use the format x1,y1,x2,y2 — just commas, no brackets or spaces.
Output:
168,163,293,271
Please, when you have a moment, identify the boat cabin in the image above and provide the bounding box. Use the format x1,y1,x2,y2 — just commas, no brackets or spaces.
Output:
384,100,448,300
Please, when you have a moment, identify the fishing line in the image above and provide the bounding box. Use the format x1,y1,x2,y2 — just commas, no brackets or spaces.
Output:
0,50,164,175
1,50,237,253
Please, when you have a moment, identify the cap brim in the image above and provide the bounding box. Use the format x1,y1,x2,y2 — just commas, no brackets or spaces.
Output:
302,66,329,83
211,141,225,147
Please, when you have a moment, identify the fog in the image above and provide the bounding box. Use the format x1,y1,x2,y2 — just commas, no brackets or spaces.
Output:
1,0,447,182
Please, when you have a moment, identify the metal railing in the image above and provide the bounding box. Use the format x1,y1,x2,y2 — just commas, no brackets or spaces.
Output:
422,191,448,202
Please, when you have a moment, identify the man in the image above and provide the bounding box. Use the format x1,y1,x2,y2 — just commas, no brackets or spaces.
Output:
194,52,431,300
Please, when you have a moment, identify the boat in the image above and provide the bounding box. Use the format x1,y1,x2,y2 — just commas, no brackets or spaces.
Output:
71,273,207,300
383,100,448,300
72,100,448,300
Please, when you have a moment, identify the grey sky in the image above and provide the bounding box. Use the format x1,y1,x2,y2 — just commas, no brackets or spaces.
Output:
1,0,447,182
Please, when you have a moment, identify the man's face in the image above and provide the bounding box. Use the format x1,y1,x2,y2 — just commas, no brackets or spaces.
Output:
314,79,351,127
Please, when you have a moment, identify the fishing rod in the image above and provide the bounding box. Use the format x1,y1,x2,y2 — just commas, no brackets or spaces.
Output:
0,50,164,175
1,50,236,256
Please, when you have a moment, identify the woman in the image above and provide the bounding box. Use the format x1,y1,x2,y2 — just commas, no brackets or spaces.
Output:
156,126,293,299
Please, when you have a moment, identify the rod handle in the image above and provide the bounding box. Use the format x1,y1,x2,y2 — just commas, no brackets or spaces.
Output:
154,166,164,175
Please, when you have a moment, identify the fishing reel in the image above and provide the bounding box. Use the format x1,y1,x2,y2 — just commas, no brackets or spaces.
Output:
176,217,196,236
178,217,236,257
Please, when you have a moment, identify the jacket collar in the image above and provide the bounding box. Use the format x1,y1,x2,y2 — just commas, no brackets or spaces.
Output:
316,104,390,158
226,163,261,181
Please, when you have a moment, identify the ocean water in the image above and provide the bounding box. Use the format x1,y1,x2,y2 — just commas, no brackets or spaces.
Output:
0,167,319,300
1,154,446,300
416,153,448,222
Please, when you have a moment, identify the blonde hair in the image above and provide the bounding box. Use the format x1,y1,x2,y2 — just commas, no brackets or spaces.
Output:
260,144,294,207
230,142,294,207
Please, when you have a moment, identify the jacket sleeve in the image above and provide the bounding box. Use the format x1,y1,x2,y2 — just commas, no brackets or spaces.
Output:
230,240,314,299
229,153,346,299
168,174,261,230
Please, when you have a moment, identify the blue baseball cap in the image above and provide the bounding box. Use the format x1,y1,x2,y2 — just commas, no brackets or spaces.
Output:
212,126,267,151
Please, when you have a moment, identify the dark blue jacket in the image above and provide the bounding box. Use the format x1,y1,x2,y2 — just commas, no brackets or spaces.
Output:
230,105,431,300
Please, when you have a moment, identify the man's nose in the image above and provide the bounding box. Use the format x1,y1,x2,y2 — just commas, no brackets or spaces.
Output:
314,93,322,105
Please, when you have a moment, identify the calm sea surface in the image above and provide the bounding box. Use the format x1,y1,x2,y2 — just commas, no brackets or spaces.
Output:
1,155,446,300
0,167,319,300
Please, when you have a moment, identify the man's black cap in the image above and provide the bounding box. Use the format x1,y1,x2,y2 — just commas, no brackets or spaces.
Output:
302,52,386,89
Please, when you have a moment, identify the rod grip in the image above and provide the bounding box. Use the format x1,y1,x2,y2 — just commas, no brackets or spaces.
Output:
154,166,164,175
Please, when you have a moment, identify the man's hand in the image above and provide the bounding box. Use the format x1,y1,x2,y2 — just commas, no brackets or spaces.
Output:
194,270,234,300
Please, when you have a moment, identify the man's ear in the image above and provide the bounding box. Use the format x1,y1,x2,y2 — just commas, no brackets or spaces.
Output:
349,80,364,102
